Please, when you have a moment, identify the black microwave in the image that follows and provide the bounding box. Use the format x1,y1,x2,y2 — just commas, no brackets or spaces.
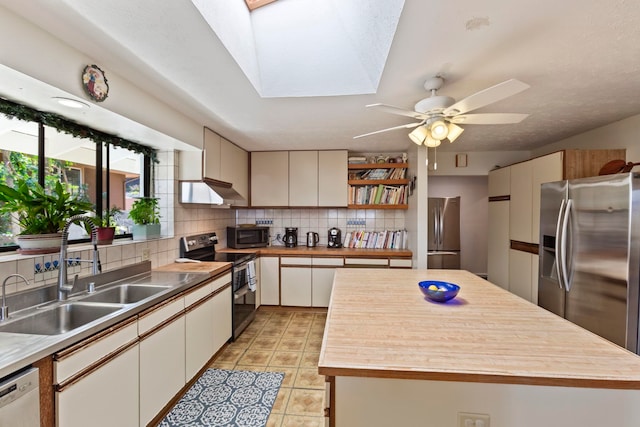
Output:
227,226,269,248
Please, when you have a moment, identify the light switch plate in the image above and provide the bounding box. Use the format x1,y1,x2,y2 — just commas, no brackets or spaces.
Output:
458,412,490,427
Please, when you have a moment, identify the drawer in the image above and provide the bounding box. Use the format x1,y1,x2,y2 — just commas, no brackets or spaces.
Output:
312,257,343,267
54,318,138,384
138,297,185,335
389,258,412,268
344,258,388,266
281,257,312,266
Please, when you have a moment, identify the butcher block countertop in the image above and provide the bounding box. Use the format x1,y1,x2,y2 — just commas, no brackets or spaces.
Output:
218,246,412,258
318,269,640,389
154,261,232,275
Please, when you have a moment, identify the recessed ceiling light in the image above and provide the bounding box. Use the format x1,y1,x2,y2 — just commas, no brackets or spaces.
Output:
52,97,89,109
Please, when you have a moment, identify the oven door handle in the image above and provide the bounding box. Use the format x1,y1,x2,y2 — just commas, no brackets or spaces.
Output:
234,263,248,273
234,284,255,298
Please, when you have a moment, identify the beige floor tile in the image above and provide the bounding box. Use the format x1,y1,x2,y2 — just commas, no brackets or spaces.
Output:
304,338,322,352
234,365,267,373
299,352,320,368
283,328,310,339
267,413,284,427
214,346,245,364
271,386,292,414
270,351,303,367
268,366,298,388
277,337,307,352
281,415,325,427
260,326,288,337
251,335,281,350
230,333,255,350
294,368,326,390
208,360,236,370
285,389,325,417
237,349,273,366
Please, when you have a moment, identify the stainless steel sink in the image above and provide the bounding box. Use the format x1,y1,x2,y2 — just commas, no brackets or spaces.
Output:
80,284,171,304
0,302,124,335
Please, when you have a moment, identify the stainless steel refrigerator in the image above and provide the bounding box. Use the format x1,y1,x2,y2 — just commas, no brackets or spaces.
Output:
427,196,461,269
538,172,640,353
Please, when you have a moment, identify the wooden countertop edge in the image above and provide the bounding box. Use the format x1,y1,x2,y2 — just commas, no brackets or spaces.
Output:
317,366,640,390
153,262,232,276
218,247,413,258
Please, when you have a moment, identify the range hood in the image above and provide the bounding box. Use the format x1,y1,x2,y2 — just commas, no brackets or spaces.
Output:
179,178,244,205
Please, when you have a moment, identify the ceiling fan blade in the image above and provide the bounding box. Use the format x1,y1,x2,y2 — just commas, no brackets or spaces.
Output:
353,122,422,139
450,113,529,125
366,103,428,120
443,79,530,116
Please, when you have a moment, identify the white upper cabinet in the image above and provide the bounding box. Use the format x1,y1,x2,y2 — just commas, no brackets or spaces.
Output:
251,151,290,206
488,166,511,197
289,151,319,206
179,127,249,204
319,150,348,207
220,137,249,203
203,128,222,180
251,150,347,207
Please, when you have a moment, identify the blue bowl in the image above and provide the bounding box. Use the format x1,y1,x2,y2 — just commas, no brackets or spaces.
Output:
418,281,460,302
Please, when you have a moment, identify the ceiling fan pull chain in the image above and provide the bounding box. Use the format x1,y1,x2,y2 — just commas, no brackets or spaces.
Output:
433,147,437,170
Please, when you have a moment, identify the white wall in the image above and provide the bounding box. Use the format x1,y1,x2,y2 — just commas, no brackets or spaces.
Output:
427,150,530,176
428,176,488,276
532,113,640,160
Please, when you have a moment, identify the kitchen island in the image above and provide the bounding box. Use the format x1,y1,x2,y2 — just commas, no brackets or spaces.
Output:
318,269,640,427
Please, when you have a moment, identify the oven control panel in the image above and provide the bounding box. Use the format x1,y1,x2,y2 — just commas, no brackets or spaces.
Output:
180,233,218,255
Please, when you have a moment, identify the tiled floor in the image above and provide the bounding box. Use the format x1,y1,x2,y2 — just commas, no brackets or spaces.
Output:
209,306,328,427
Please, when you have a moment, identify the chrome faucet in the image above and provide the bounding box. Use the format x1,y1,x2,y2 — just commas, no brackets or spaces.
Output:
1,274,30,321
57,214,102,301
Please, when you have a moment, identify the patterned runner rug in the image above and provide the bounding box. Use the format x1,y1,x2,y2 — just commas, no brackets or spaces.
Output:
159,368,285,427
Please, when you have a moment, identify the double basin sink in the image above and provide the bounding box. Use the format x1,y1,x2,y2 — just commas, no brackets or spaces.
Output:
0,284,172,335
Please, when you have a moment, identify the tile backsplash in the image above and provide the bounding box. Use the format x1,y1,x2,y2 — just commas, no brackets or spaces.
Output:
236,208,405,246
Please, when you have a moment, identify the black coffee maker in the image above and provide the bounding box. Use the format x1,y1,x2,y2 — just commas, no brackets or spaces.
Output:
328,227,342,248
283,227,298,247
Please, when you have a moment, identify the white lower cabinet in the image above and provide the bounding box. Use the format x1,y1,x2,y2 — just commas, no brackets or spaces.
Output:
186,295,216,380
139,298,186,426
281,267,312,306
311,268,335,307
56,344,139,427
260,256,280,305
212,286,233,354
508,250,539,303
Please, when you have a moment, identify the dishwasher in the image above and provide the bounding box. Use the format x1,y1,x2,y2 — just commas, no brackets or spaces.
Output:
0,367,39,427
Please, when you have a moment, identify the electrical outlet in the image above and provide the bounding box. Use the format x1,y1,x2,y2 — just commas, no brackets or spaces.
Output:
458,413,490,427
142,248,150,261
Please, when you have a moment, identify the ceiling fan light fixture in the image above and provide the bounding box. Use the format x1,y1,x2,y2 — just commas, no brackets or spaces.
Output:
408,125,428,145
447,123,464,143
425,135,441,148
429,120,449,140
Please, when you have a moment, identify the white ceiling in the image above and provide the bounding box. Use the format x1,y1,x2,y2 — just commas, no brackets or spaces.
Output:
2,0,640,155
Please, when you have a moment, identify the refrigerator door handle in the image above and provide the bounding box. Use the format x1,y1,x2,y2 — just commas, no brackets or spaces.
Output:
438,207,444,246
559,198,573,291
554,199,566,289
433,208,440,247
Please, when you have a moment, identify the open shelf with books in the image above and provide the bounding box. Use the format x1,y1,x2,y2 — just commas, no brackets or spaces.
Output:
348,162,409,209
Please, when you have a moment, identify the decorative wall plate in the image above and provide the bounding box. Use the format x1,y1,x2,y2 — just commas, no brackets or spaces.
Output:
82,64,109,102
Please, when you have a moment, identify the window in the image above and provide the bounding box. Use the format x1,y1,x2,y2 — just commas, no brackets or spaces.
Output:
0,114,149,250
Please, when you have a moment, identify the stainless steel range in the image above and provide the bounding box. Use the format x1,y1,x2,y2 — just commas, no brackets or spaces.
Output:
179,232,257,340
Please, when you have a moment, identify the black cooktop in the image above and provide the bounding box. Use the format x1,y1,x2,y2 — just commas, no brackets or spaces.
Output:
215,252,255,264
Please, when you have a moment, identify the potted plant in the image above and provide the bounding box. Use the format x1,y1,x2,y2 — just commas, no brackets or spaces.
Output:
0,180,93,254
128,197,161,241
92,206,123,245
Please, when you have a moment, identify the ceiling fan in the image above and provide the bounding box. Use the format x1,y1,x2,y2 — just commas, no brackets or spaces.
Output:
354,76,531,147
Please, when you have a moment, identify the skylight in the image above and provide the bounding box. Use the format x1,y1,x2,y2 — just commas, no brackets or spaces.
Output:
191,0,405,98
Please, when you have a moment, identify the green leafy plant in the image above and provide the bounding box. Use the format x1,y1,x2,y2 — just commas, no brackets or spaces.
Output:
0,180,93,235
96,206,123,228
128,197,160,225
